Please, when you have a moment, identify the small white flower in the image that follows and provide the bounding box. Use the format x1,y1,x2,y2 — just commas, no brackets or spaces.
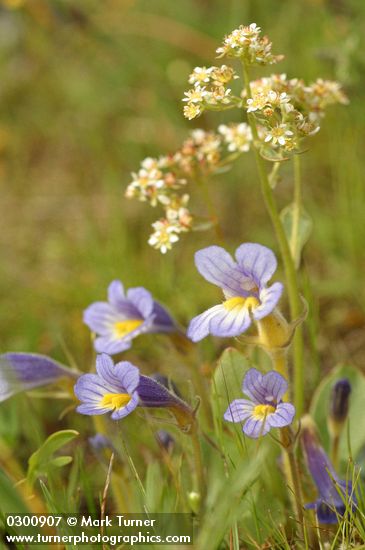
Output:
188,66,213,86
218,123,252,152
148,220,180,254
264,124,294,146
182,86,207,104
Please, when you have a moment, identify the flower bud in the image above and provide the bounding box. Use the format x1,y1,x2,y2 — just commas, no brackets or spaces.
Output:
137,375,195,433
300,415,355,524
155,430,175,452
187,491,201,514
328,378,351,438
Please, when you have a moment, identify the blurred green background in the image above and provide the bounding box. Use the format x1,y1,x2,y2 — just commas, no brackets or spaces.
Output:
1,0,364,378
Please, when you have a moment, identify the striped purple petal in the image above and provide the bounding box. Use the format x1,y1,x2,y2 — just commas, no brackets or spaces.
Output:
187,305,224,342
261,371,288,403
224,399,254,423
127,287,154,318
243,416,270,438
0,353,79,402
242,368,267,404
235,243,278,288
252,282,283,321
209,305,252,338
194,246,250,296
268,402,295,427
114,361,140,394
94,335,133,354
83,302,120,334
111,392,139,420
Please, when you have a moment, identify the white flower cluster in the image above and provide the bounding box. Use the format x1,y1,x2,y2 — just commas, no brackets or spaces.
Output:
183,65,239,120
216,23,283,66
148,194,192,254
127,126,252,252
218,123,252,152
245,74,348,156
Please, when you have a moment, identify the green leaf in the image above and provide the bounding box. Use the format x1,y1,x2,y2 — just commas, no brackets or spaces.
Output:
0,467,30,517
280,203,313,268
27,430,78,485
310,365,365,464
48,456,73,468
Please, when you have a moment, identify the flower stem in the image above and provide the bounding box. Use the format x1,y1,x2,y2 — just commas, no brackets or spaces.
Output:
242,62,304,415
190,422,206,505
290,154,302,264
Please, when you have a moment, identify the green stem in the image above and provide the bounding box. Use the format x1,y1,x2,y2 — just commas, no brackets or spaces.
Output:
242,62,304,415
190,423,206,505
291,154,302,263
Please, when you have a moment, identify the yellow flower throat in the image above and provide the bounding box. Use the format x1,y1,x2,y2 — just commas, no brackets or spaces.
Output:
114,319,143,338
223,296,260,311
100,393,131,410
252,404,275,420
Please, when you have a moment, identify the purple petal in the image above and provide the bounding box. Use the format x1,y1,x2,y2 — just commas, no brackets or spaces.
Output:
252,282,283,321
114,361,140,394
235,243,277,288
76,403,111,416
301,425,339,501
194,246,250,296
95,353,115,380
187,305,224,342
107,280,126,308
261,371,288,403
83,302,119,334
74,373,111,403
224,399,254,423
268,402,295,427
127,287,154,318
94,335,132,354
136,375,191,416
209,304,252,338
111,391,139,420
243,416,270,438
242,368,267,404
0,353,78,402
150,301,176,332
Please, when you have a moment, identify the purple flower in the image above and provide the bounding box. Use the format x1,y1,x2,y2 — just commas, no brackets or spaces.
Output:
301,417,356,524
223,368,295,438
84,280,176,354
0,353,79,402
187,243,283,342
74,355,194,430
74,354,140,420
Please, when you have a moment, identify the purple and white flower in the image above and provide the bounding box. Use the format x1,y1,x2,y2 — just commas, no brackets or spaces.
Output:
301,416,356,524
84,280,176,354
75,354,194,428
74,354,140,420
224,368,295,438
187,243,283,342
0,353,79,402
